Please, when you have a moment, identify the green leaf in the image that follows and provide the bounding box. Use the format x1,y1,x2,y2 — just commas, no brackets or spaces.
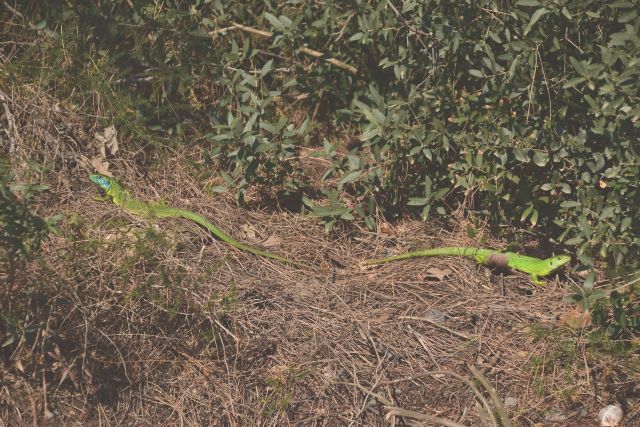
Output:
610,1,634,8
569,57,588,76
530,209,539,227
533,151,548,166
514,148,530,163
561,201,580,208
323,218,336,233
582,272,596,292
360,128,379,141
309,206,333,217
565,237,584,246
221,171,235,186
408,197,428,206
609,32,630,46
264,12,284,31
364,216,377,231
599,206,616,220
433,188,449,200
340,211,355,221
524,8,549,35
279,15,292,28
371,109,386,125
31,19,47,30
210,185,228,193
1,335,15,347
261,59,274,76
339,171,360,187
563,77,586,89
516,0,540,6
469,69,484,77
421,205,431,220
618,10,637,23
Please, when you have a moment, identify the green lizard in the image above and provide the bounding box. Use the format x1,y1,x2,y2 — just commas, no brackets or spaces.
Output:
89,174,311,269
362,246,570,285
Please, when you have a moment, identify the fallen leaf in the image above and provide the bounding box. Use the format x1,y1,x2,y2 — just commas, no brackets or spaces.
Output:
557,306,591,329
94,126,119,158
423,308,445,323
241,223,258,241
599,405,623,427
379,222,392,235
77,155,112,176
372,313,390,324
321,365,337,380
425,267,452,281
261,235,283,248
358,262,374,271
504,397,518,408
544,408,568,423
327,253,349,268
90,157,111,175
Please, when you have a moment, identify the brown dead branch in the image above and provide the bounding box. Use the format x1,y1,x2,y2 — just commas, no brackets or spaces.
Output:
210,22,358,75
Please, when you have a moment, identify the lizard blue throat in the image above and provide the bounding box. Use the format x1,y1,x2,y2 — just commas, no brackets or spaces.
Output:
89,174,112,191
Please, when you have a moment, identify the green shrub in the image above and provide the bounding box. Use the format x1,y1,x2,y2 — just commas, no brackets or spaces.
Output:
0,163,50,270
330,0,639,272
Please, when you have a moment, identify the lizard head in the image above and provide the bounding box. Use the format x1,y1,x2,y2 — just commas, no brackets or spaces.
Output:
89,174,122,194
543,254,571,275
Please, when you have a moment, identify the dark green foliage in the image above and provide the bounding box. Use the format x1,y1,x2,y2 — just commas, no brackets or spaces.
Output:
591,275,640,339
336,0,639,271
303,189,354,233
0,164,50,268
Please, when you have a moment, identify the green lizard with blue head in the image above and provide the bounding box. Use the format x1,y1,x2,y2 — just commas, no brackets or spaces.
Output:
362,246,570,285
90,174,311,269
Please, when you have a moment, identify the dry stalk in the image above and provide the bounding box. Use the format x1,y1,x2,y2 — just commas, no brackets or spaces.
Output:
211,22,358,75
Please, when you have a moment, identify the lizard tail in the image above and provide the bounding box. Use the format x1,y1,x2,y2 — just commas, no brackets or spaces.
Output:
153,207,311,269
362,246,488,265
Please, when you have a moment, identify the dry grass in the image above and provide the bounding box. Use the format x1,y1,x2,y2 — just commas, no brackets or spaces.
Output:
1,81,639,427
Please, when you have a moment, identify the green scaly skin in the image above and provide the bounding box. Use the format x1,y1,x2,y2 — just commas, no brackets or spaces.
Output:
362,246,571,285
89,174,311,269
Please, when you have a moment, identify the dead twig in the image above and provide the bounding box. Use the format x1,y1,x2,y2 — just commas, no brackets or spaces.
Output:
407,324,442,370
400,315,473,341
467,364,512,427
382,370,498,427
341,381,468,427
1,95,20,158
536,45,553,119
210,22,358,75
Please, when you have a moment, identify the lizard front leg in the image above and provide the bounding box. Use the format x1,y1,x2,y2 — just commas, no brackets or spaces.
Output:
530,274,545,286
